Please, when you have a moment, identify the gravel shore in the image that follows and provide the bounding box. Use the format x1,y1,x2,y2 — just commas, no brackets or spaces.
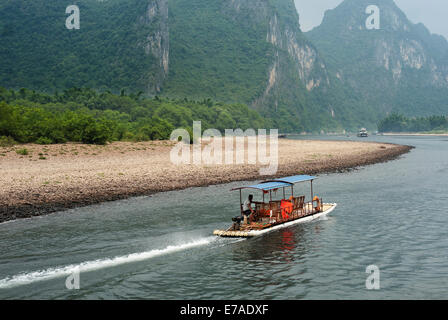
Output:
0,139,412,223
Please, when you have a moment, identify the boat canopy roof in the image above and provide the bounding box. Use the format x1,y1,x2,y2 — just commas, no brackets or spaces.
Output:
264,175,315,185
231,175,316,191
232,181,292,191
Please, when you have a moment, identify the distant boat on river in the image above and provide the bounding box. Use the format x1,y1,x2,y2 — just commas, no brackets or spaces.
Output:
357,128,368,137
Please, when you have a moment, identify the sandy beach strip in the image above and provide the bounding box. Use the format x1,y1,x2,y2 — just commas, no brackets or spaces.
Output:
0,139,412,223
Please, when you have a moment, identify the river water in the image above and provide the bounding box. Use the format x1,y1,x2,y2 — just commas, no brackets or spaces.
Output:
0,135,447,299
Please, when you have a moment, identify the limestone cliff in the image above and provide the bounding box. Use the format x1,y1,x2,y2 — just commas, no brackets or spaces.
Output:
139,0,169,93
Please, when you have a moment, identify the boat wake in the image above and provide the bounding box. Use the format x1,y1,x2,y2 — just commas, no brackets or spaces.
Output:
0,237,216,289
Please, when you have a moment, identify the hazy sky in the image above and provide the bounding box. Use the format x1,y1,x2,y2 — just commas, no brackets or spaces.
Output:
294,0,448,40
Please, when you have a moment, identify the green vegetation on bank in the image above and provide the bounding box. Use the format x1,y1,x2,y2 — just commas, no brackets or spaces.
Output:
0,87,269,145
378,113,448,133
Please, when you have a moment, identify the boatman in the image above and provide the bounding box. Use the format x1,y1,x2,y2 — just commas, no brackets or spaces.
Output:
242,194,255,224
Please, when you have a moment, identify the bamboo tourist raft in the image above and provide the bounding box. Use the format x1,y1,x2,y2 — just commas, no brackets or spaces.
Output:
213,175,337,238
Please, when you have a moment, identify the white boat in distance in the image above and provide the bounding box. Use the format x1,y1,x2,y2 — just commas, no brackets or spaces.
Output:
357,128,368,137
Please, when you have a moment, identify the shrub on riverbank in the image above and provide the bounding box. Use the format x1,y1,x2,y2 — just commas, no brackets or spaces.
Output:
15,148,28,155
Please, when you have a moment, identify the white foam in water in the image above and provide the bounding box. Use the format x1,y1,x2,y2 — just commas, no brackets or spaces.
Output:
0,237,215,289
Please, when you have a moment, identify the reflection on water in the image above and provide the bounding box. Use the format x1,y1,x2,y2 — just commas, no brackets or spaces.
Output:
0,135,448,299
281,230,295,252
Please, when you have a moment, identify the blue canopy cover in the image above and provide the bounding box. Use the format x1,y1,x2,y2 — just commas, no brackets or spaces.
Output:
231,175,315,191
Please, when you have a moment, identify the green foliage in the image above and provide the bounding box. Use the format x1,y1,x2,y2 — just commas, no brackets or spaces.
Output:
0,0,155,93
165,0,271,104
36,137,53,145
378,113,448,132
0,87,269,144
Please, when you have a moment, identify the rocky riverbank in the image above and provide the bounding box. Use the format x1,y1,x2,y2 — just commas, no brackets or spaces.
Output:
0,139,413,223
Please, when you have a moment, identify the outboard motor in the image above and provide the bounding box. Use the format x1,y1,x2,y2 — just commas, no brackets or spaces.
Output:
230,216,242,230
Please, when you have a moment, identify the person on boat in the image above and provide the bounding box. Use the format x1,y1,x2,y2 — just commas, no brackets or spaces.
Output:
242,194,255,224
313,196,321,212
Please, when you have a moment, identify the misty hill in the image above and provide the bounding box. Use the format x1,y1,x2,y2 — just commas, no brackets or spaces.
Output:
307,0,448,118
